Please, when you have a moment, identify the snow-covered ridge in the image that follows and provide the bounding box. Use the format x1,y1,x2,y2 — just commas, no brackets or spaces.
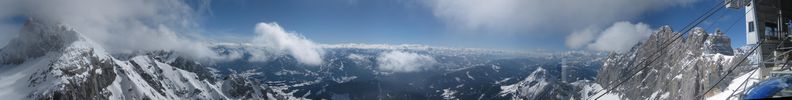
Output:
499,67,549,99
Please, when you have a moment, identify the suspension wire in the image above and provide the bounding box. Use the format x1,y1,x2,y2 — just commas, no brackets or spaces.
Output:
699,39,765,99
726,55,787,100
616,0,728,77
722,6,763,99
705,7,732,30
702,5,767,99
725,66,759,100
591,0,730,99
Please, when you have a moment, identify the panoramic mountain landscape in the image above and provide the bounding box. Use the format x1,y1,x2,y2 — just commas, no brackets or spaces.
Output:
2,19,609,99
0,0,779,100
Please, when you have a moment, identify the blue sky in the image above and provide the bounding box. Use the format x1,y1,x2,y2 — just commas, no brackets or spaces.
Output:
0,0,749,52
202,0,543,50
638,0,748,48
196,0,749,51
203,0,442,45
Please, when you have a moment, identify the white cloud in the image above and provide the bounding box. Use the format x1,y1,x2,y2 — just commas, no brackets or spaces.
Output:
0,0,236,61
0,23,19,47
565,26,601,49
251,22,325,66
376,51,437,72
346,54,368,61
581,21,655,52
423,0,696,34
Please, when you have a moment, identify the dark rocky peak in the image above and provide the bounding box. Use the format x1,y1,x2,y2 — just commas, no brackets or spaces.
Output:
638,27,733,56
645,26,677,47
685,27,710,55
687,27,709,44
704,29,734,55
685,28,734,55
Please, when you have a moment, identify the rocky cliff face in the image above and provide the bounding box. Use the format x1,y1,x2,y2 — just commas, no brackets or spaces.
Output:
596,26,753,100
705,29,734,55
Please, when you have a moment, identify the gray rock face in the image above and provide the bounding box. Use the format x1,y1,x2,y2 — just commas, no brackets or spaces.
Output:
705,29,734,55
596,26,751,100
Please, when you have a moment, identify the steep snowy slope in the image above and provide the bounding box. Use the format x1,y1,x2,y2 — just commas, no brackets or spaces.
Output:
706,69,760,100
498,68,552,99
105,56,231,99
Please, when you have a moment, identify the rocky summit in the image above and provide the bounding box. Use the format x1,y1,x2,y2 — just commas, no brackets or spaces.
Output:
596,26,754,100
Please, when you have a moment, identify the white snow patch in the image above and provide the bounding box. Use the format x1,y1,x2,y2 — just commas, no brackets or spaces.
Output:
495,78,511,84
442,88,457,100
573,80,624,100
660,92,670,99
648,91,670,100
673,74,683,80
333,76,358,83
94,68,102,74
466,71,475,80
706,69,761,100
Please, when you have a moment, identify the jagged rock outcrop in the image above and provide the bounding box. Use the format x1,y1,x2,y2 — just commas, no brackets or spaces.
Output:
705,29,734,55
596,26,752,100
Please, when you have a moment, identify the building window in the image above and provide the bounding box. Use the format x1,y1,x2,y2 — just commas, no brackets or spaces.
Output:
749,21,755,32
766,22,778,37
